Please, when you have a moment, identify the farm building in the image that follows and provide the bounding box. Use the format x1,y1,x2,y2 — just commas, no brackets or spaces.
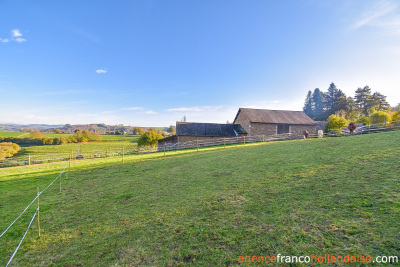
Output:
233,108,317,136
158,122,247,151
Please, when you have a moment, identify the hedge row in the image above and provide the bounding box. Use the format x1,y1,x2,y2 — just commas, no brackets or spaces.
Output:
0,132,101,146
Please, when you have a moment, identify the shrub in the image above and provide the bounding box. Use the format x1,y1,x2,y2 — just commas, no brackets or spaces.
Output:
326,114,348,129
60,136,69,144
87,132,101,141
68,136,78,143
73,130,100,143
0,142,21,159
29,130,43,139
392,111,400,122
79,136,89,143
53,137,61,145
370,111,390,125
357,116,370,125
42,137,54,145
137,131,163,147
133,127,144,135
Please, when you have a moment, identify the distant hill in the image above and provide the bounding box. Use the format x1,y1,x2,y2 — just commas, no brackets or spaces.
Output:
0,124,63,131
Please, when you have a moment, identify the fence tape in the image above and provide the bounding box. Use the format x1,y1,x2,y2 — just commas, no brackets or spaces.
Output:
6,209,38,267
0,163,68,238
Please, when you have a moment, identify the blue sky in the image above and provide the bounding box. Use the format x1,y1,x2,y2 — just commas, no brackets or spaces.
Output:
1,0,400,126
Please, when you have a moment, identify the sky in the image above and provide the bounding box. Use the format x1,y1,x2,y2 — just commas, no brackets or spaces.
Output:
1,0,400,127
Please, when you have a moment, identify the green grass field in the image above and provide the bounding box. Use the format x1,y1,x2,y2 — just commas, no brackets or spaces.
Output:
42,133,73,138
100,134,139,141
0,131,140,158
16,140,138,157
0,131,72,138
0,131,28,138
0,131,399,266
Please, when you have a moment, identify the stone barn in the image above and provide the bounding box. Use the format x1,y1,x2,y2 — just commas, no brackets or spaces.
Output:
158,122,247,151
233,108,317,137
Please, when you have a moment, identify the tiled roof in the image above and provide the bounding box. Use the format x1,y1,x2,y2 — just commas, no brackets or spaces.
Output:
234,108,316,125
176,123,247,137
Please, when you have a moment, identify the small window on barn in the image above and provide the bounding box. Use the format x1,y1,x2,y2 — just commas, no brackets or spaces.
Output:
277,124,290,134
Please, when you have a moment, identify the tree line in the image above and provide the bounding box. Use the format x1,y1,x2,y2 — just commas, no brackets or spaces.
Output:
303,83,398,124
0,130,101,146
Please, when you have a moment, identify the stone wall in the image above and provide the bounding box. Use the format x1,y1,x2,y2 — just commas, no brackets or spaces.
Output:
290,125,317,136
178,136,233,149
248,123,317,137
233,111,251,135
157,136,178,151
249,123,277,136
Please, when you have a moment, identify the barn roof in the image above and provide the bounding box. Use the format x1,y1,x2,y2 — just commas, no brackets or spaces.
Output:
176,122,247,137
234,108,316,125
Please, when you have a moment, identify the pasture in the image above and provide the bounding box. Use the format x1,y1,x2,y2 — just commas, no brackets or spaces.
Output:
0,131,28,138
0,131,140,158
0,131,399,266
16,139,138,156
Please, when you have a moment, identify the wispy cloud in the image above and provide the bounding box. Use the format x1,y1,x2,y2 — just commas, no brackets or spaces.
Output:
96,69,107,74
15,37,26,43
351,0,400,35
39,90,91,96
121,107,142,111
142,110,157,115
167,105,223,112
102,107,143,114
11,29,23,37
1,29,27,43
65,100,87,105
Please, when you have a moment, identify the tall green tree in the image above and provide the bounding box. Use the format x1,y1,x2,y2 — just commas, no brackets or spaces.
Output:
355,86,372,116
345,96,360,122
167,125,176,135
336,90,348,112
370,92,390,111
303,90,313,118
312,88,326,120
325,83,347,116
325,83,338,114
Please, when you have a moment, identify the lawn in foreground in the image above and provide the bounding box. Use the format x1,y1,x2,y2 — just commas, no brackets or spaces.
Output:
0,131,399,266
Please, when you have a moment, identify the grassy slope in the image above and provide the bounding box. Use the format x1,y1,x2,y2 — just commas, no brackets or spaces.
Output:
0,131,28,138
0,132,399,266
